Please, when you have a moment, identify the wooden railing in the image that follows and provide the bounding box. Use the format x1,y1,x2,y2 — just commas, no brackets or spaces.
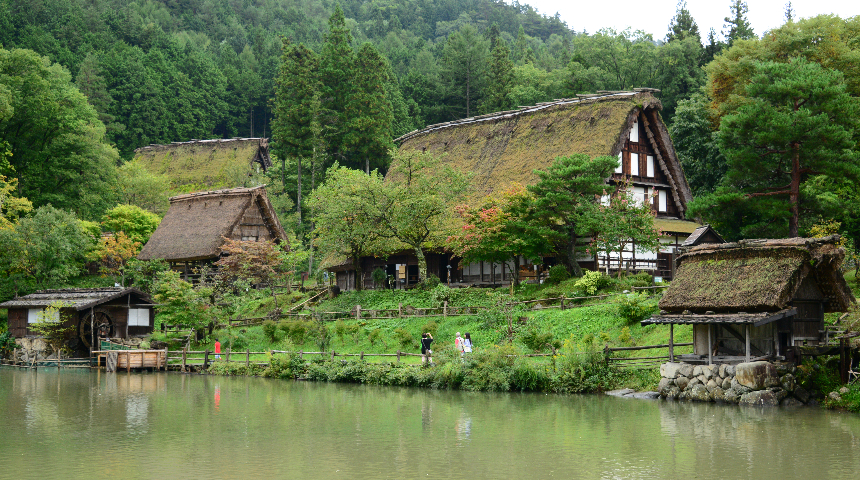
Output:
604,342,694,368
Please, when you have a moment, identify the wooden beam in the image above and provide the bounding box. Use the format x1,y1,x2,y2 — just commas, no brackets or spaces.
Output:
745,324,751,363
669,324,674,362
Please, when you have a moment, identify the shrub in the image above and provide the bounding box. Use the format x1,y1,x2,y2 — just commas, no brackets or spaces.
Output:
279,320,309,345
420,320,438,338
520,329,561,352
544,265,570,285
573,270,612,295
308,320,331,351
368,328,383,347
618,326,632,345
417,273,440,290
431,284,452,304
393,327,415,349
617,293,658,323
261,352,304,379
334,320,347,344
262,320,278,342
511,358,551,392
371,268,387,288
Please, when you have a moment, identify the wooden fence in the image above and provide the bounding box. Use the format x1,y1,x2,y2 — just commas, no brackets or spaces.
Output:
605,342,694,369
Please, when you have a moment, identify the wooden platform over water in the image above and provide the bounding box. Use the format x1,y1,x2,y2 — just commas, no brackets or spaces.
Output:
93,349,168,372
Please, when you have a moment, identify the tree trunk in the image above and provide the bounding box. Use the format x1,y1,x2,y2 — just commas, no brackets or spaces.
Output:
789,142,801,238
352,256,363,291
414,246,428,284
365,157,370,174
566,233,584,277
295,157,302,226
512,255,521,287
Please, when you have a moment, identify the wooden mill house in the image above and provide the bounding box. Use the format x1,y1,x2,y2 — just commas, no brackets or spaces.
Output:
329,90,701,290
643,236,855,364
137,186,287,279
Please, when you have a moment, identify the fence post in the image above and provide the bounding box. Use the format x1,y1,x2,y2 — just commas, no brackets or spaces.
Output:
360,351,364,361
331,350,336,361
203,349,210,369
669,324,674,362
164,347,169,371
356,305,361,321
299,350,303,360
226,348,231,363
246,348,250,368
398,303,402,318
182,348,187,372
444,301,448,319
397,350,401,363
560,297,565,310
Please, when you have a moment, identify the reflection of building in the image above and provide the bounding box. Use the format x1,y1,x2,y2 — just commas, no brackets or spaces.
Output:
331,90,701,290
138,186,286,280
0,288,154,354
644,236,855,363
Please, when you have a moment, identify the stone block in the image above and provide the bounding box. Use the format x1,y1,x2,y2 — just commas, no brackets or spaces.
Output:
739,390,779,407
690,384,710,402
780,374,796,392
628,392,661,400
770,388,788,403
840,386,850,394
702,365,715,380
829,391,842,402
658,378,674,395
711,387,726,402
693,365,703,377
735,361,780,390
723,389,740,404
722,377,732,390
606,389,635,397
661,362,683,379
678,363,694,378
697,374,707,384
688,377,702,388
725,365,735,376
781,397,804,407
665,386,680,399
793,386,810,404
730,377,751,394
719,364,729,378
674,376,689,391
706,379,718,392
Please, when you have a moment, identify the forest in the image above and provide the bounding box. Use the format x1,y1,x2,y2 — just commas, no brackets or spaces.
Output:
1,0,859,303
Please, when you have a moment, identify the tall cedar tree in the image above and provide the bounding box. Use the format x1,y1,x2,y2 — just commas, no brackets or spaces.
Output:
527,154,619,276
666,1,701,44
441,25,489,119
723,0,755,47
714,58,860,238
348,43,394,173
272,39,321,225
482,40,514,114
320,5,357,166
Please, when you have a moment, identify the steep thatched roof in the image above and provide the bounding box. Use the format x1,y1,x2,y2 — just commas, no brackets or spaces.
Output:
137,186,286,262
682,224,725,247
133,138,271,188
0,288,152,311
659,236,855,314
395,90,693,209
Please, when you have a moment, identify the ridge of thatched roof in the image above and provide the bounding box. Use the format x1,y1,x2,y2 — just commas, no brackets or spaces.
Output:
137,186,286,262
0,288,152,311
133,138,271,187
395,91,693,209
659,236,855,314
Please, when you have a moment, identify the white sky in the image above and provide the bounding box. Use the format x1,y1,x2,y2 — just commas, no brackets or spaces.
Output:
519,0,859,40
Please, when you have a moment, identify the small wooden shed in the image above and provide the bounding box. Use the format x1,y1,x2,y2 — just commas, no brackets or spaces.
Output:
643,236,855,364
0,288,155,353
137,186,286,278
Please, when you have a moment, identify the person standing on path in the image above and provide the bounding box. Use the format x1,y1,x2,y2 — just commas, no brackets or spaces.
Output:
462,333,473,354
214,339,222,360
421,333,434,364
455,332,464,357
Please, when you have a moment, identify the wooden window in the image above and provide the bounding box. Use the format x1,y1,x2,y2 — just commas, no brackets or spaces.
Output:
658,190,668,212
241,235,258,241
646,155,654,177
630,153,639,176
615,152,623,174
629,120,639,142
28,308,58,323
128,309,149,327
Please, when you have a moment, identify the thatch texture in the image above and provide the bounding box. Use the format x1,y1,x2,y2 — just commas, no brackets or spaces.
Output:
133,138,271,187
655,218,701,236
643,308,796,326
0,288,152,311
682,224,725,246
659,236,855,314
137,186,286,262
395,91,693,208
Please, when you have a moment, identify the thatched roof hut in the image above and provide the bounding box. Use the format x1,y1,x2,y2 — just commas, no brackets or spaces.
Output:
658,236,854,314
396,89,693,217
133,138,271,188
138,186,286,264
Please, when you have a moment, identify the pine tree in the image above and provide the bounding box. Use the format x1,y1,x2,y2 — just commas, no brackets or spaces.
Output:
320,4,357,165
348,43,394,173
666,1,701,44
441,25,489,119
701,28,724,66
75,53,122,138
481,40,514,114
272,39,321,226
723,0,755,47
784,2,795,22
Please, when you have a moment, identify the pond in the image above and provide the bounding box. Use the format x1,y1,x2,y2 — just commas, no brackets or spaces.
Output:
1,368,859,479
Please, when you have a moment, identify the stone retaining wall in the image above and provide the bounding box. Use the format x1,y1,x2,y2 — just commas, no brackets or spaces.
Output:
658,361,810,407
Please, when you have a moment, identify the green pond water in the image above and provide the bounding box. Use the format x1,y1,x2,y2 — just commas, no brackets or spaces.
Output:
1,367,859,479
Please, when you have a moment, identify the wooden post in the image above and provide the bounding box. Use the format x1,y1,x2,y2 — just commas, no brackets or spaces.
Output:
360,351,364,361
356,305,361,321
398,303,403,318
396,350,401,363
126,351,131,372
226,348,231,363
299,350,303,360
203,349,210,369
444,301,448,319
560,297,565,311
164,347,169,371
745,324,751,363
330,350,335,361
246,348,250,368
841,338,848,384
669,324,674,362
182,348,187,372
707,325,712,365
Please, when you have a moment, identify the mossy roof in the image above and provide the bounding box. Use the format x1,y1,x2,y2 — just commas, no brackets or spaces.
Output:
133,138,271,188
655,218,702,235
395,91,692,207
0,288,152,311
659,236,855,313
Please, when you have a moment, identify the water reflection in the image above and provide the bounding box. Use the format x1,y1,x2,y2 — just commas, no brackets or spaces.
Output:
1,368,859,479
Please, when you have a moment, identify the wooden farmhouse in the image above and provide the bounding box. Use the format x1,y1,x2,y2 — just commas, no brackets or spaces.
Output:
643,236,855,364
0,288,154,353
133,137,272,188
330,90,700,290
137,186,287,278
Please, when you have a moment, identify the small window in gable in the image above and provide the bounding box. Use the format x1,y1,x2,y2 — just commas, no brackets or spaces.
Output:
646,155,655,177
658,190,668,212
629,120,639,142
241,236,259,242
630,153,639,176
615,152,623,174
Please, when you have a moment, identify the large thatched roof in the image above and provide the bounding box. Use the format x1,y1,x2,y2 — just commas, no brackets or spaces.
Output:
395,90,693,209
658,236,855,314
137,186,286,262
0,288,152,311
133,138,271,188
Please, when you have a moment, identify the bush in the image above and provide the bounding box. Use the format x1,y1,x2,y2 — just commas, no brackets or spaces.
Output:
393,327,415,349
417,273,440,290
617,293,659,323
544,265,570,285
279,320,309,345
420,320,438,338
368,328,383,347
308,320,331,351
520,329,561,352
262,320,279,342
431,284,452,304
573,270,612,295
334,320,347,344
371,268,387,288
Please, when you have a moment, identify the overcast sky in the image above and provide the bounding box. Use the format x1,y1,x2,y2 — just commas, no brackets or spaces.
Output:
518,0,859,40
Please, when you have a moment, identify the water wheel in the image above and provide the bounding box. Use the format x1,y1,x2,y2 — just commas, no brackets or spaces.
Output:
80,309,114,349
